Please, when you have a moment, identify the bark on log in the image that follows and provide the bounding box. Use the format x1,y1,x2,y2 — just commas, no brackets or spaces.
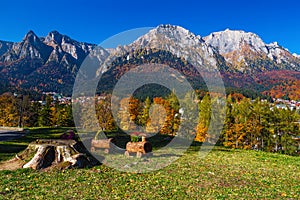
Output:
23,145,55,169
126,141,152,154
91,138,115,152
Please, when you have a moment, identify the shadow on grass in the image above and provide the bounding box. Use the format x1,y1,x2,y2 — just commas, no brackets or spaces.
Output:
0,127,74,161
106,131,209,152
0,143,27,161
104,131,176,150
0,127,236,162
150,153,180,158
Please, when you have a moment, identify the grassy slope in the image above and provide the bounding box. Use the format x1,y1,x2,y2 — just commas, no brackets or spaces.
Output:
0,127,72,162
0,128,299,199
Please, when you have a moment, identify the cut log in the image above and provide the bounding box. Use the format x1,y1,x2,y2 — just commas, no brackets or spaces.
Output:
126,141,152,154
124,150,130,158
91,138,115,153
136,151,142,158
21,139,100,170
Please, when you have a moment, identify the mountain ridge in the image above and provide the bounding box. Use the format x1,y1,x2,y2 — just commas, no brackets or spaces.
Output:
0,25,300,99
1,26,299,65
203,28,300,72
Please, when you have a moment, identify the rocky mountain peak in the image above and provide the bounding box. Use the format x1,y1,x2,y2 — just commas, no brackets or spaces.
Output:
42,30,97,62
152,24,202,45
130,24,203,49
23,30,40,44
126,25,221,71
10,30,52,61
156,24,193,36
203,29,300,71
204,29,266,54
44,30,63,45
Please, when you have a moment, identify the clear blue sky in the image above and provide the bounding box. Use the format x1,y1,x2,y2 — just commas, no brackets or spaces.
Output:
1,0,300,54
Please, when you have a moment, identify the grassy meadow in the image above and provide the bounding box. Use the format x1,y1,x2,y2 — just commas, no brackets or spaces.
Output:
0,128,299,199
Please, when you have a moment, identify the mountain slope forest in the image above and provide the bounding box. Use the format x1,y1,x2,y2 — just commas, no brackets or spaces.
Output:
0,25,300,100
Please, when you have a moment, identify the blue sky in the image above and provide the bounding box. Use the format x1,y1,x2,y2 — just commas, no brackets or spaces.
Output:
1,0,300,53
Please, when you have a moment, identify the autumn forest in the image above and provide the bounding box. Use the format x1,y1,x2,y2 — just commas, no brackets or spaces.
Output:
1,91,299,156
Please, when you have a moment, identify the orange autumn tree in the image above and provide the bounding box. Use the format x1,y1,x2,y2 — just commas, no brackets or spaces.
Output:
128,96,140,123
118,96,141,131
223,123,245,148
145,99,166,133
95,95,117,131
0,93,18,126
145,97,175,135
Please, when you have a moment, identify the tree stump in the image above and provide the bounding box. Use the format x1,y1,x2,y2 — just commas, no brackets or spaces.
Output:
21,139,100,170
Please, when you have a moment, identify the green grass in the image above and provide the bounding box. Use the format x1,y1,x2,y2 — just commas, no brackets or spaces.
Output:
0,127,73,161
0,128,299,199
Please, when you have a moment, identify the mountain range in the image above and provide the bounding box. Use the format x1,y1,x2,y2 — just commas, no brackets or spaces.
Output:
1,24,300,99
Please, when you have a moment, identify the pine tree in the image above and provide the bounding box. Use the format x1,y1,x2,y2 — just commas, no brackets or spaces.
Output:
166,92,181,134
139,97,151,127
195,94,211,142
179,91,198,139
25,101,40,127
38,95,52,127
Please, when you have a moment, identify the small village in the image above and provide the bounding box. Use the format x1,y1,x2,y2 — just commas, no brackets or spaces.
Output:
43,91,300,112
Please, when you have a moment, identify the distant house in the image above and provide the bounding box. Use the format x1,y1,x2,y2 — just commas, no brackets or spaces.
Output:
275,104,287,110
38,100,46,106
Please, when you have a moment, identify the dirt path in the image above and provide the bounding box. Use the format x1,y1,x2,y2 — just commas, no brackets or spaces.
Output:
0,129,27,170
0,157,25,170
0,130,25,141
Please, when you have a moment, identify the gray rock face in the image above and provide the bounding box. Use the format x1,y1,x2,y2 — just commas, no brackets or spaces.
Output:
0,25,300,94
203,29,300,71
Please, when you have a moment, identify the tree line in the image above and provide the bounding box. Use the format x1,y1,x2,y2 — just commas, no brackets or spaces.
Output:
1,91,299,155
0,93,74,127
76,92,300,155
